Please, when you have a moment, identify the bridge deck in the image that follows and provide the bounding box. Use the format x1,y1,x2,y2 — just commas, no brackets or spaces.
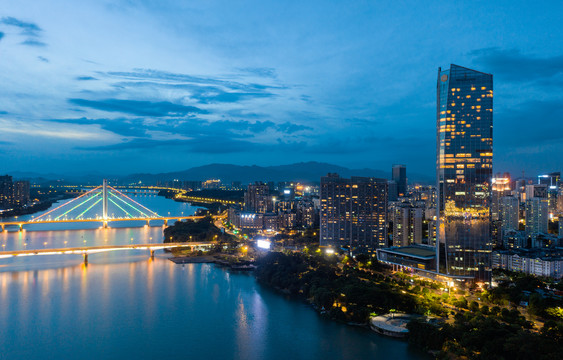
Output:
0,242,216,258
0,216,207,227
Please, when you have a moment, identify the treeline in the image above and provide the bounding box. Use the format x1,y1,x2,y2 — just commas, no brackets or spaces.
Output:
255,252,417,323
163,216,236,245
408,306,562,359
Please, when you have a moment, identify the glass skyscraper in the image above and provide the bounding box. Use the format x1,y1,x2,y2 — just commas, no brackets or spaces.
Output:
436,64,493,283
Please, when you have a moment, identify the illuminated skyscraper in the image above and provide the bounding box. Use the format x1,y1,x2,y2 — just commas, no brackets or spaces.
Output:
436,64,493,282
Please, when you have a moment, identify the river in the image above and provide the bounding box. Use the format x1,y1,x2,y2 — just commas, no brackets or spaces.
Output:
0,192,426,359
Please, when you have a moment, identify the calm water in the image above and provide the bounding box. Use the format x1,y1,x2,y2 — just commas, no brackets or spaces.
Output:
0,193,425,359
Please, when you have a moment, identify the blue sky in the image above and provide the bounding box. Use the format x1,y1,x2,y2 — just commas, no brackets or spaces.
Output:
1,0,562,177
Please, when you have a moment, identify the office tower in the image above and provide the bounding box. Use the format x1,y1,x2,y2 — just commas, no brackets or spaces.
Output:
491,173,511,221
538,172,560,187
388,180,398,202
538,173,561,215
244,182,272,213
392,165,407,197
320,173,387,254
392,202,423,247
525,197,549,242
436,64,493,282
526,184,547,200
12,181,30,207
0,175,14,210
500,196,519,234
559,216,562,239
558,184,563,214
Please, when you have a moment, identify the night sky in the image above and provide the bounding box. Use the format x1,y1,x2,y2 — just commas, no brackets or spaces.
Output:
1,1,562,177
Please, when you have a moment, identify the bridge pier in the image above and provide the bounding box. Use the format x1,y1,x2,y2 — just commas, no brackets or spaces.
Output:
146,220,150,227
83,253,88,265
164,219,168,226
103,221,108,229
0,224,4,232
150,250,155,259
19,224,23,232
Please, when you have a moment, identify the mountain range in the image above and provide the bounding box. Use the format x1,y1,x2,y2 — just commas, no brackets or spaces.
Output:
7,162,434,185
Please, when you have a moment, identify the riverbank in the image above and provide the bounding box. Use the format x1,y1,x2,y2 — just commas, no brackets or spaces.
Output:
1,194,76,219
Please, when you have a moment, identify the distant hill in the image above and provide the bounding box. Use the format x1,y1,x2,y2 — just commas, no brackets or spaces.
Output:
6,162,433,185
120,162,432,184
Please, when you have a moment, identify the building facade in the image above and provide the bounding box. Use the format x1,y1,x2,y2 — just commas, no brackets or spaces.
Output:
320,173,387,254
0,175,14,210
392,165,407,197
492,250,563,279
392,202,423,247
525,197,549,241
500,196,519,234
436,64,493,282
244,182,272,213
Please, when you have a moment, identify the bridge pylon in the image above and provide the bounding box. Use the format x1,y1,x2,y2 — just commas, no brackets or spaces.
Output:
102,179,108,221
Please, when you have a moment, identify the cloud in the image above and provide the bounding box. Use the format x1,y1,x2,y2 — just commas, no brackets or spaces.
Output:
237,67,277,79
80,137,265,154
470,48,563,82
277,122,312,134
101,68,282,92
21,39,47,47
75,76,97,81
0,32,4,41
37,56,49,62
49,117,149,137
68,98,208,117
0,17,42,37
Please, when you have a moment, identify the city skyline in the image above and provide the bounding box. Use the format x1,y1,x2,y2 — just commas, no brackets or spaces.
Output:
1,1,563,176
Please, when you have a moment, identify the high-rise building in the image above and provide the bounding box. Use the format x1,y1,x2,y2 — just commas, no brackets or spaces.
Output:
387,180,398,202
500,196,519,234
392,202,423,247
12,181,30,207
244,182,272,213
538,173,561,215
559,216,562,239
526,184,547,201
491,173,511,221
0,175,14,210
436,64,493,282
320,173,387,254
538,172,560,187
525,197,549,242
392,165,407,197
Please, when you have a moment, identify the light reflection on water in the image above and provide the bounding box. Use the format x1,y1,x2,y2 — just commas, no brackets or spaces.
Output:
0,194,425,360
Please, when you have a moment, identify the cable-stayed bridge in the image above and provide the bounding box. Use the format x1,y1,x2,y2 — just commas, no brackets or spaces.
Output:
1,180,204,231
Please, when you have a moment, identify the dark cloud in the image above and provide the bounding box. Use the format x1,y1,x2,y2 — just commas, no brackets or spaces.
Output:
49,117,148,137
276,122,312,134
0,110,8,115
68,98,208,117
470,48,563,82
37,56,49,62
80,137,265,154
1,17,42,37
76,76,97,81
101,68,283,92
21,39,46,47
47,116,290,141
0,32,4,41
113,81,274,104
